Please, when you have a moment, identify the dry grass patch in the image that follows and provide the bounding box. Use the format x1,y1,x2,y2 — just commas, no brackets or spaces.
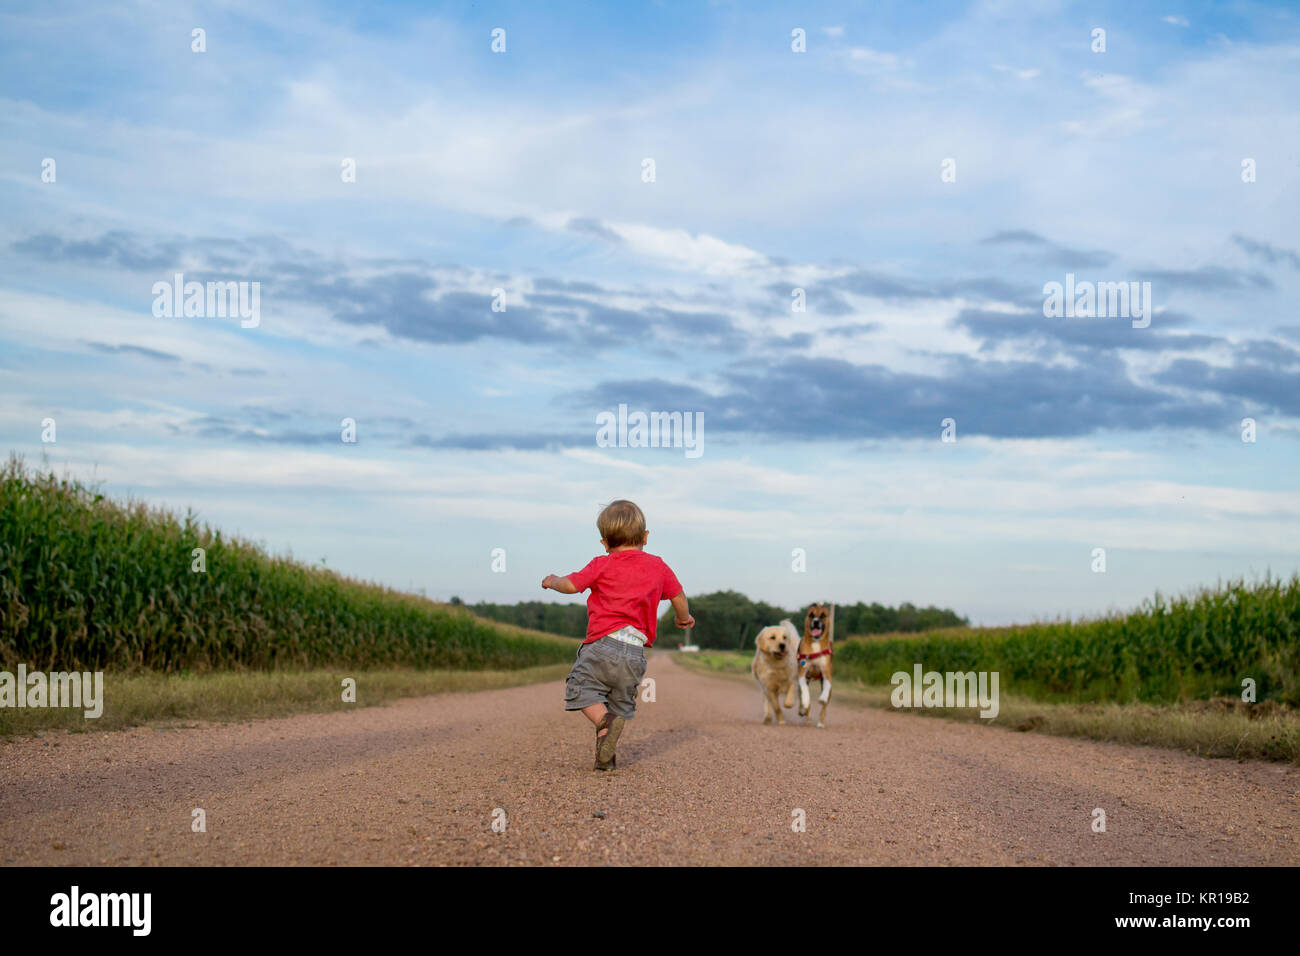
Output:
0,664,569,736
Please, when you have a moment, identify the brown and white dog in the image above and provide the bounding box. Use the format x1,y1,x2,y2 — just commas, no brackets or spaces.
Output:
751,619,800,724
797,603,834,727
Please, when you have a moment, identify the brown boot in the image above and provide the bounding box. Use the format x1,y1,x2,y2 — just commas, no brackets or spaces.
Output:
594,712,625,770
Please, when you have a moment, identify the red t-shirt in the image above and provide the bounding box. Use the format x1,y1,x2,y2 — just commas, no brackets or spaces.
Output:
568,549,683,647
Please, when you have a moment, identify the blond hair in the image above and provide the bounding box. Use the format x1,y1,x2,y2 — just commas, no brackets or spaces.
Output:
597,499,647,548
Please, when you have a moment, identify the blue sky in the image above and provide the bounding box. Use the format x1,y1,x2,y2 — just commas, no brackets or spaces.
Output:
2,0,1299,625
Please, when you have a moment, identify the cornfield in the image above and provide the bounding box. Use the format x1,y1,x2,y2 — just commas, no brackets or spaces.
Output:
837,579,1300,705
0,458,575,672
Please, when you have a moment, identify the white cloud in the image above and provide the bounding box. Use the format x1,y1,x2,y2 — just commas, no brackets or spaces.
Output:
845,47,905,72
992,64,1040,80
595,221,767,275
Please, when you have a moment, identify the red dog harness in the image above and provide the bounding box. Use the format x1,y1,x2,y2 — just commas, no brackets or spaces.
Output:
798,646,832,663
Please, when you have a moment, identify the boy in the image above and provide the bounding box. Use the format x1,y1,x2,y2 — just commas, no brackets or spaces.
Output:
542,499,693,771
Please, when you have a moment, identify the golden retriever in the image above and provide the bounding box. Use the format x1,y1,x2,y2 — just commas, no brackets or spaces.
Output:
751,619,800,724
798,603,834,727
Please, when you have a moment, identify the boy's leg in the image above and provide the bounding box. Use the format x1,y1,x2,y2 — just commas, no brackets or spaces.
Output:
568,638,641,769
581,702,612,736
566,643,622,768
593,642,644,768
580,702,621,770
565,643,611,726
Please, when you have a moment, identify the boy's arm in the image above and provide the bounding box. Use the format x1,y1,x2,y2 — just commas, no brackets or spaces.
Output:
541,574,579,594
669,591,694,629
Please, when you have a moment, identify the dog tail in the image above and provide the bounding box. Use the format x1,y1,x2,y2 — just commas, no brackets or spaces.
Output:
779,619,800,643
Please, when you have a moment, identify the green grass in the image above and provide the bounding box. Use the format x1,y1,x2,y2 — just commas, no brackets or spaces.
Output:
0,457,576,673
676,650,1300,764
0,663,570,735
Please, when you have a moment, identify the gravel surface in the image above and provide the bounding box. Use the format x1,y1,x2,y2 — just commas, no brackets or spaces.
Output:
2,654,1297,866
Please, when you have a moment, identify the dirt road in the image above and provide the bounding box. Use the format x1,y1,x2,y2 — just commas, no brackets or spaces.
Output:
2,654,1296,865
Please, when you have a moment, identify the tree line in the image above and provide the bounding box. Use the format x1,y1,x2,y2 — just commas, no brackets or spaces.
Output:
460,591,967,648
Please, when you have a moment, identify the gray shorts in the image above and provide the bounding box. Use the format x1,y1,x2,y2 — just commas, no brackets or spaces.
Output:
564,635,648,718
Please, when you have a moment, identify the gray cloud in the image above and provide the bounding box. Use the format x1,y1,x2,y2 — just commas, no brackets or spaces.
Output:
532,277,607,295
410,432,574,451
15,231,181,271
179,407,424,445
12,231,300,274
1145,266,1273,292
759,282,855,317
1232,234,1300,271
953,308,1219,354
188,421,340,445
563,321,1300,443
14,227,744,351
1156,355,1300,416
84,341,181,363
565,355,1228,442
567,217,624,243
825,322,881,337
980,230,1048,245
765,332,814,348
979,229,1115,269
822,270,1037,307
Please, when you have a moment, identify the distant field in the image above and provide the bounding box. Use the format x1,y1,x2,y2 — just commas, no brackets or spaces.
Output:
0,458,575,674
837,578,1300,707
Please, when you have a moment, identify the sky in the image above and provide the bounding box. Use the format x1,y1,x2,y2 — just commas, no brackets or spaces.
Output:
2,0,1298,625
